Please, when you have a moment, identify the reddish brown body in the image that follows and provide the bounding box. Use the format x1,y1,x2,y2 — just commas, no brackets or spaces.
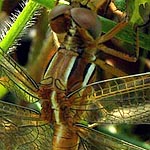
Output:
37,48,96,149
36,5,100,149
35,3,100,149
52,124,79,150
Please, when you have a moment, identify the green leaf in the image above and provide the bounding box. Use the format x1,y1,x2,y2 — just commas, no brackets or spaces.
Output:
114,0,126,12
128,0,150,25
100,16,150,51
31,0,55,9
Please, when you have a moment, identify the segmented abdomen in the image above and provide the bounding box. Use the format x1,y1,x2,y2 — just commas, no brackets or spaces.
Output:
52,124,79,150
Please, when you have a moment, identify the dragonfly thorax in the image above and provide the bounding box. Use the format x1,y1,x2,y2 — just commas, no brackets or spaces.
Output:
62,21,85,52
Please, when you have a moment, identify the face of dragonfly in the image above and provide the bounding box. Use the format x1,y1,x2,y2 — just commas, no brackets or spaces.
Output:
0,0,150,150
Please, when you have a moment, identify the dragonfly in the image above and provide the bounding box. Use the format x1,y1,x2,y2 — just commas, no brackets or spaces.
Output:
0,0,150,149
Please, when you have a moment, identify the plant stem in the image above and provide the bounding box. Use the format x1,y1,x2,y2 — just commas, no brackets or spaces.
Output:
0,0,40,52
0,0,3,12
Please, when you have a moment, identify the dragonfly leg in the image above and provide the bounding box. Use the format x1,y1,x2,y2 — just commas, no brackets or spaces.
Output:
94,58,128,77
98,43,138,62
96,21,140,62
109,1,126,20
97,20,128,44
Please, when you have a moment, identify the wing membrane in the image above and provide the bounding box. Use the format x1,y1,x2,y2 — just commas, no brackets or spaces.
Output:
0,101,52,150
76,124,146,150
69,72,150,124
0,48,39,103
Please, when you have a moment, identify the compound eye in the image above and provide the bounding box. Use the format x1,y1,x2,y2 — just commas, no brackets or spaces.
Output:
71,8,101,38
50,4,71,20
49,5,72,33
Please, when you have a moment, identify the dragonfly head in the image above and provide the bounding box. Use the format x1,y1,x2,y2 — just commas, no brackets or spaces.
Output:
49,4,102,39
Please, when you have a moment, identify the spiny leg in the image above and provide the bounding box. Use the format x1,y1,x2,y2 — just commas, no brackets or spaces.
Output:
95,20,140,63
97,20,128,44
109,1,126,19
94,58,128,77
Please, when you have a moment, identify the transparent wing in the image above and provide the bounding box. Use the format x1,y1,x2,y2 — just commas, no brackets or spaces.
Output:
0,101,52,150
68,72,150,124
76,124,146,150
0,48,40,103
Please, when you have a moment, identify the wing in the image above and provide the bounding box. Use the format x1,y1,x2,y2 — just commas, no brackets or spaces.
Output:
68,72,150,124
76,124,146,150
0,48,39,103
0,100,52,150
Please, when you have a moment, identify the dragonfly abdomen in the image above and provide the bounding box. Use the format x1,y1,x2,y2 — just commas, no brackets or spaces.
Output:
52,124,79,150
